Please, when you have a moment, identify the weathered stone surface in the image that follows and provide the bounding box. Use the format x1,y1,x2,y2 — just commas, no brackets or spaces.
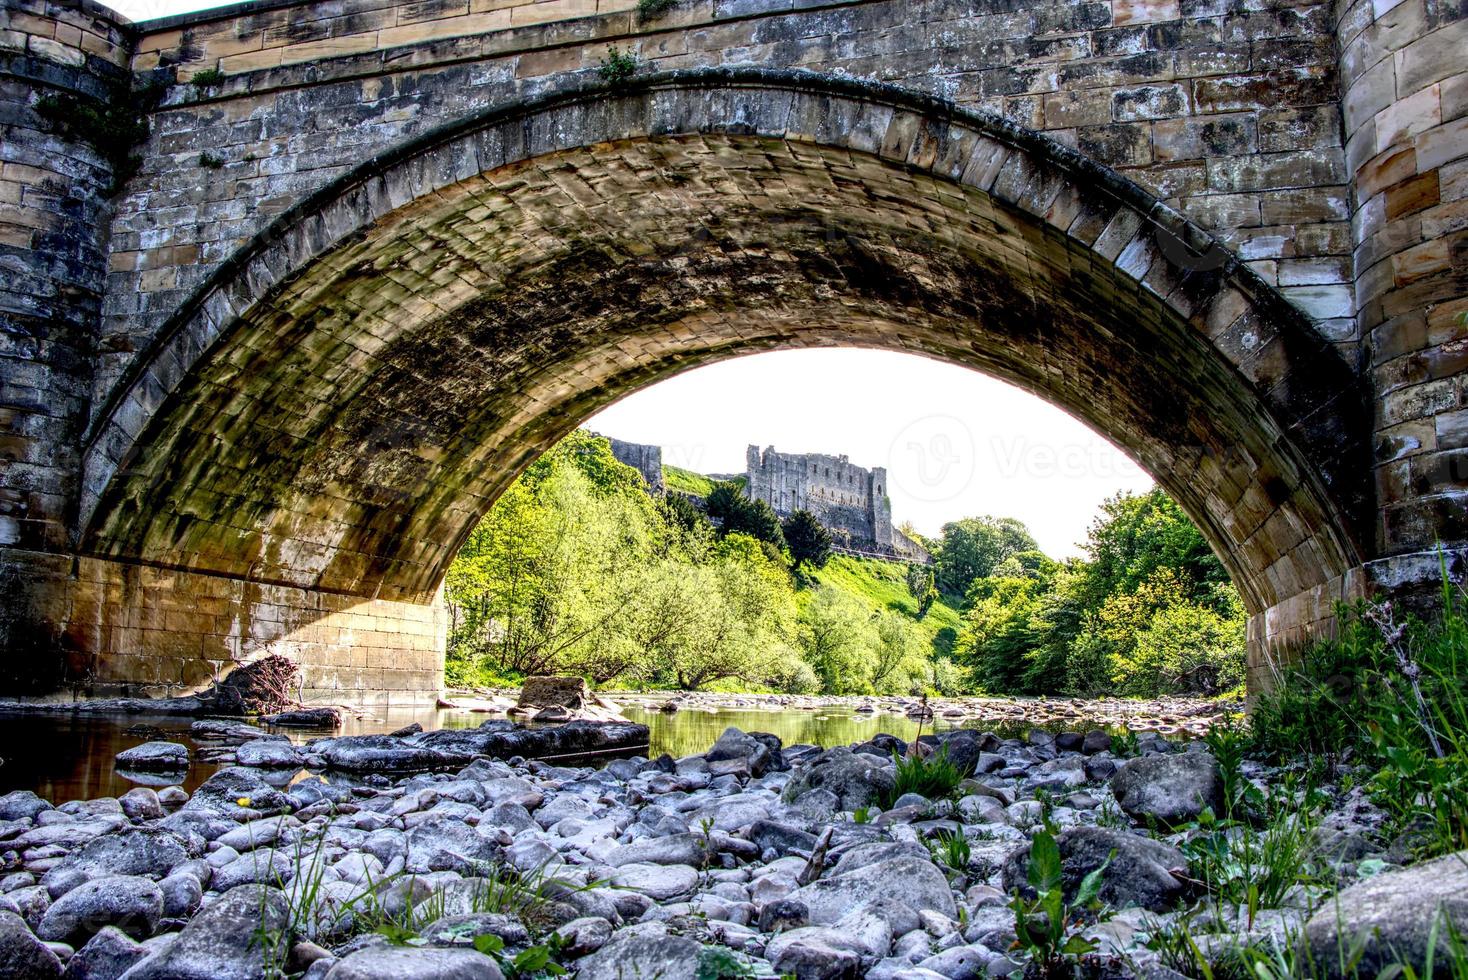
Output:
3,0,1460,704
37,876,162,945
0,909,62,978
120,885,289,979
325,946,505,979
1110,753,1225,827
784,748,896,811
114,744,188,773
1301,849,1468,977
1001,827,1188,912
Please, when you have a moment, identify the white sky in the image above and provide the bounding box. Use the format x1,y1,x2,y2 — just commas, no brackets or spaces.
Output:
99,0,228,19
586,349,1154,560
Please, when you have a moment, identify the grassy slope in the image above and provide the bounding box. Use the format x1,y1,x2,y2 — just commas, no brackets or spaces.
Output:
803,554,963,658
664,465,715,496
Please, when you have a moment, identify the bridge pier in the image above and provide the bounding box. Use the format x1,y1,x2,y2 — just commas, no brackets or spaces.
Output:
0,547,444,704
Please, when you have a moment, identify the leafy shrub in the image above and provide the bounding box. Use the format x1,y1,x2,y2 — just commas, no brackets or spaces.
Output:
597,46,638,83
1009,829,1111,978
884,746,965,806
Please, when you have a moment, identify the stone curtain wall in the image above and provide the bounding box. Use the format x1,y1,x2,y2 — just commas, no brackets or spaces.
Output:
604,435,664,492
747,445,925,557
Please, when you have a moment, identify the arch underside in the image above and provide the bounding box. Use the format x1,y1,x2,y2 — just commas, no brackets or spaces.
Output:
84,76,1371,620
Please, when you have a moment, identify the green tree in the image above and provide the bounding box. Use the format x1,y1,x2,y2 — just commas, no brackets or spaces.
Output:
935,516,1038,597
707,481,786,549
784,509,832,569
906,563,939,618
796,586,875,693
957,576,1046,693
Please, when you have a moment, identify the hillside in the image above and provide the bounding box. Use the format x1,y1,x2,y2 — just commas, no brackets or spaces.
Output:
801,554,962,659
663,464,715,497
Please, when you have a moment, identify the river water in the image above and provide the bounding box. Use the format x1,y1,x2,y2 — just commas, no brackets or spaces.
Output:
0,702,985,805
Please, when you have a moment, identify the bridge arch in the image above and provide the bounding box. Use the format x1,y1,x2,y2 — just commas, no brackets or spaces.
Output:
75,68,1371,696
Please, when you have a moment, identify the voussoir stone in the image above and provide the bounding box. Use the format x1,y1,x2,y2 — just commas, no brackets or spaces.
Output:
1109,752,1223,827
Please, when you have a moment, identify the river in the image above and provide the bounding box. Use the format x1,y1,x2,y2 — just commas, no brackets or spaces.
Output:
0,701,994,804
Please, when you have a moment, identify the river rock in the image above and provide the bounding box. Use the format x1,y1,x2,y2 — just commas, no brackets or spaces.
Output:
183,768,292,816
517,676,589,710
313,736,465,773
706,728,782,777
325,946,504,979
63,926,149,979
783,747,896,811
553,916,614,958
37,876,162,945
0,790,53,822
610,862,699,901
120,885,289,979
1001,827,1188,913
405,818,501,874
43,830,189,897
114,743,188,772
573,926,703,980
0,909,61,978
1301,848,1468,977
210,850,296,891
793,856,955,925
604,833,708,868
234,739,305,769
159,872,203,918
118,788,164,821
1110,752,1223,827
766,931,863,979
261,708,342,728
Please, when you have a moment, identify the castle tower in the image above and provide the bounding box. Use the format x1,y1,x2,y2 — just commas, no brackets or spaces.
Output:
870,466,893,549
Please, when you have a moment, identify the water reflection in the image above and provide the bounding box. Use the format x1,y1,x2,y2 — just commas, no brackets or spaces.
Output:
0,703,1027,805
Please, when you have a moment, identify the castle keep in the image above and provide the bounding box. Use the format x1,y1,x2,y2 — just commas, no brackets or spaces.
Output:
745,447,929,562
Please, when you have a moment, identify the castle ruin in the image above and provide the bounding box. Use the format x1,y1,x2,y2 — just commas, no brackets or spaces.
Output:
745,447,929,562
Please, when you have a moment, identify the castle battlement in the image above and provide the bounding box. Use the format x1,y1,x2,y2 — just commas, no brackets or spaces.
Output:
745,446,928,562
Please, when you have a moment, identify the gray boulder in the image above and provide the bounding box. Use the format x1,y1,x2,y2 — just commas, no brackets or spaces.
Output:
324,947,504,979
783,748,896,811
114,743,188,773
0,909,62,978
793,856,956,925
63,926,149,979
609,863,699,901
604,833,707,868
118,885,289,979
706,728,782,777
573,927,703,980
234,739,305,769
766,932,862,979
43,831,189,897
1001,827,1187,913
404,819,501,874
0,791,53,822
1110,753,1223,827
1301,848,1468,977
37,877,161,946
158,873,203,918
183,768,291,816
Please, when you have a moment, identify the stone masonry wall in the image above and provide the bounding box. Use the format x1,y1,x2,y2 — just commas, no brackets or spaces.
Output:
0,0,131,557
1335,0,1467,562
91,0,1360,440
604,434,664,492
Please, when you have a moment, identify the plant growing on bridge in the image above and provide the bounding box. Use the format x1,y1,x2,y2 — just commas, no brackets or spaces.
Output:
636,0,678,18
33,77,164,195
597,46,638,84
190,67,226,87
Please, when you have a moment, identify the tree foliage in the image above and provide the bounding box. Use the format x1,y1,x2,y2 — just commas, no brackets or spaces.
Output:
934,516,1038,596
784,509,832,569
952,487,1246,697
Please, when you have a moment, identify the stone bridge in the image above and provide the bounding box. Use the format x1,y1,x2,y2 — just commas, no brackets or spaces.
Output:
1,0,1464,703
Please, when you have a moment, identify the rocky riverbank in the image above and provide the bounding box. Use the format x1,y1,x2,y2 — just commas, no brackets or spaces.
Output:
0,718,1451,979
589,691,1239,737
